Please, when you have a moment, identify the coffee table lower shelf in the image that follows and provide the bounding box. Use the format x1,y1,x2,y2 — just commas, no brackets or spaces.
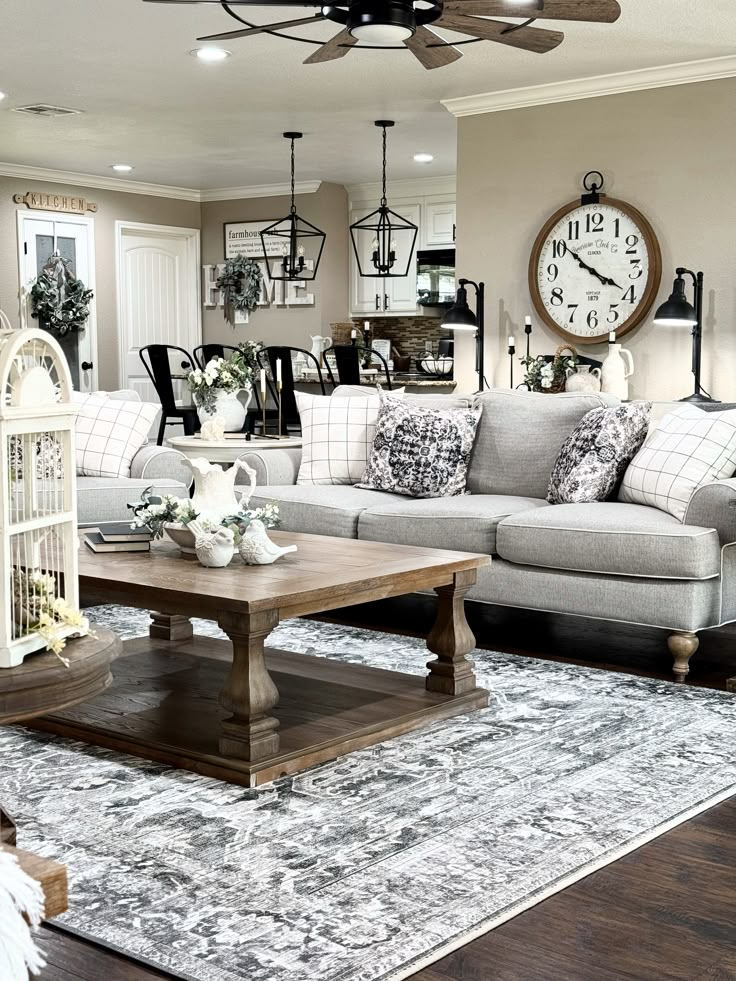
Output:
30,635,489,787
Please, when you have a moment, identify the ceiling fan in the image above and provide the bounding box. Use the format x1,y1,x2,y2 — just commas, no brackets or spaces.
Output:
143,0,621,70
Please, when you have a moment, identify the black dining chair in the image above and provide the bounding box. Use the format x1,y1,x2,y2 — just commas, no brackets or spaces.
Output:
139,344,199,445
259,346,330,434
192,343,239,370
327,344,393,391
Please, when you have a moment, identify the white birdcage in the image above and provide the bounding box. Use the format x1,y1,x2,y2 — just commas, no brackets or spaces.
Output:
0,327,79,667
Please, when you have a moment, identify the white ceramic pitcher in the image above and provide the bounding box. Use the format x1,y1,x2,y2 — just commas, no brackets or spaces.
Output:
186,457,257,525
601,343,635,400
309,335,331,362
565,364,602,394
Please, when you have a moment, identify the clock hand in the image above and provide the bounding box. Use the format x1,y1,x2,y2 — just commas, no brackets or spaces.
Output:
568,249,622,290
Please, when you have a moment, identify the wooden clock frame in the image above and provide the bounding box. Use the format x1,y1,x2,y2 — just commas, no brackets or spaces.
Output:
527,195,663,346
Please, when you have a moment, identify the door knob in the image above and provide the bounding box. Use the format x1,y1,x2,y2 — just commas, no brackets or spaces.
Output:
81,361,93,371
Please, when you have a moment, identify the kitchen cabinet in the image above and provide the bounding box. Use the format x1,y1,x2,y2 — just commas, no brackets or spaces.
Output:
422,200,456,248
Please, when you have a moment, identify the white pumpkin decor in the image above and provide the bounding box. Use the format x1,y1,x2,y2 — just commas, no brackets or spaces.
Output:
0,328,80,667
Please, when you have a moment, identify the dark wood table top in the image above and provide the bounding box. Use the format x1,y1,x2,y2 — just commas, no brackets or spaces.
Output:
78,531,490,618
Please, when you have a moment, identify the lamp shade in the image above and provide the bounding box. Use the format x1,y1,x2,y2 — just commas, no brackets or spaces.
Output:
441,285,477,331
654,276,697,327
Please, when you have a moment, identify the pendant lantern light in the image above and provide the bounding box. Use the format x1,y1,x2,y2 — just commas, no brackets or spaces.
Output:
350,120,418,279
260,132,325,282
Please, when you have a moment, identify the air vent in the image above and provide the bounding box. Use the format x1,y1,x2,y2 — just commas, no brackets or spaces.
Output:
12,104,83,118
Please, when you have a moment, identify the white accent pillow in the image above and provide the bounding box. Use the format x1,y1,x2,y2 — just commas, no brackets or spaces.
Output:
619,404,736,520
74,393,159,478
295,390,403,485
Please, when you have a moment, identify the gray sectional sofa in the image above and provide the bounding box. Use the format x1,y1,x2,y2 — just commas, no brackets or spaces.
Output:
240,387,736,681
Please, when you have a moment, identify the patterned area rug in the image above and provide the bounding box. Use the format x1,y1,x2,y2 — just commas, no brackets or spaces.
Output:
2,607,736,981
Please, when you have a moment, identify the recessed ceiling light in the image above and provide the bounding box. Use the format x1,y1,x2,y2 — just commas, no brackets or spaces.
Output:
191,47,231,63
413,153,434,164
111,164,134,173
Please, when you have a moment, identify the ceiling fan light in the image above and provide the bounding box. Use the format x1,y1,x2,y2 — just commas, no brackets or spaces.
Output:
350,23,414,43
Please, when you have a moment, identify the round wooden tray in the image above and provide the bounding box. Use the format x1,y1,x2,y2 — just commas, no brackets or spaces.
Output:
0,625,119,726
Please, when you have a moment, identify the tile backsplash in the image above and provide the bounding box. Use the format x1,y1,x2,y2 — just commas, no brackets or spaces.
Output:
349,316,446,361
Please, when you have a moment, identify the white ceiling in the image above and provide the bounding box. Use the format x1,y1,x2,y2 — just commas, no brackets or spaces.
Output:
1,0,734,190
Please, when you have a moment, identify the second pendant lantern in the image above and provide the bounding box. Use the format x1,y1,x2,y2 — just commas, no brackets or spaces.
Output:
350,120,418,279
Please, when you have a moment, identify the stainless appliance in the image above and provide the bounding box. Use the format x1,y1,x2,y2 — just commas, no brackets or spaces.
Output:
417,248,455,307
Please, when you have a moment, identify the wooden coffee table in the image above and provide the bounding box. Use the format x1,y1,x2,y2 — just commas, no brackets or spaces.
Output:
32,533,491,786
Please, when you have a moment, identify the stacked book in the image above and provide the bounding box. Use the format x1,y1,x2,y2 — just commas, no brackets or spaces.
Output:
84,524,153,553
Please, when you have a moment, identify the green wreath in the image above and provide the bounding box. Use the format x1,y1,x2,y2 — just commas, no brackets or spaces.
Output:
30,253,94,336
217,254,263,323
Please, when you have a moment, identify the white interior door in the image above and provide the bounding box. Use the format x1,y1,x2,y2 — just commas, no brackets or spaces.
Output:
18,212,97,392
116,223,201,408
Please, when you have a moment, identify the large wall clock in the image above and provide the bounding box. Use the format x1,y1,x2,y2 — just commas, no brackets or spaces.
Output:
528,173,662,345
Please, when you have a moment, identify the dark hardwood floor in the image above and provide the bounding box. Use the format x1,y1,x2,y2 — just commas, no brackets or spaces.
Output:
34,599,736,981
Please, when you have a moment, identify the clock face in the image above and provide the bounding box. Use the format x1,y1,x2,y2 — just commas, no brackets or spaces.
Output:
528,197,661,345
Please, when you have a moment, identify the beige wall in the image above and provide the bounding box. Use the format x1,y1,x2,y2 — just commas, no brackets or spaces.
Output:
0,177,200,389
455,78,736,401
201,182,349,352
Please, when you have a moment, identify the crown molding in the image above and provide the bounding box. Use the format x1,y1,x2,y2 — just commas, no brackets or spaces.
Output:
200,180,322,202
0,163,324,203
442,55,736,117
348,175,456,204
0,161,201,201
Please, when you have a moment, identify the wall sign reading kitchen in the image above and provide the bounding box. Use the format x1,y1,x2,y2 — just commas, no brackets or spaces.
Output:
14,191,98,214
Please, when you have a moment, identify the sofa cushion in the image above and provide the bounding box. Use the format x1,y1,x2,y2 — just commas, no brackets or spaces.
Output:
496,502,720,580
359,495,549,554
249,485,399,539
77,477,189,526
467,389,617,499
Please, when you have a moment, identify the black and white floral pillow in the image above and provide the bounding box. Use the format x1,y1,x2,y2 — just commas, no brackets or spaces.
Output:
357,394,482,498
547,402,652,505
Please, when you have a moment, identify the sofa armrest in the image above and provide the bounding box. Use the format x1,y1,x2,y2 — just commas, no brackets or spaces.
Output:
236,448,301,487
684,479,736,546
130,445,193,489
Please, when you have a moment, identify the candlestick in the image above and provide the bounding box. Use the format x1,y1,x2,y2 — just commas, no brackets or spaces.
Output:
609,330,616,344
351,329,357,344
508,339,516,388
524,315,533,361
277,378,283,437
276,358,282,384
261,368,267,436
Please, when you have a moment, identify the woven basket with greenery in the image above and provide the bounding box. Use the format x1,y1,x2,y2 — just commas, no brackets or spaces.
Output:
522,344,578,393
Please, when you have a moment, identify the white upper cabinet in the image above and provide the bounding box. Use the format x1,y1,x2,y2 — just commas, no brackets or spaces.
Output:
422,199,456,249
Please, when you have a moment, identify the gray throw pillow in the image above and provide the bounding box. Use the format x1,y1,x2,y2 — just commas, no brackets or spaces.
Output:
547,402,652,505
357,394,483,498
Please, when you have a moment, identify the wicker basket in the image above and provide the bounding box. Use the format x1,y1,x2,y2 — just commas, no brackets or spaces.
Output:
541,344,577,394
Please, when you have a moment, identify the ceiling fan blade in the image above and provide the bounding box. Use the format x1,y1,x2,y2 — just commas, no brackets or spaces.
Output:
443,0,620,23
436,14,563,52
405,25,462,70
198,14,323,40
303,28,357,64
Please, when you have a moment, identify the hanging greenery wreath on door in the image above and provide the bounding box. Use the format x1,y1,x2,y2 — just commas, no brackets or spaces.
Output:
216,254,263,323
30,252,94,335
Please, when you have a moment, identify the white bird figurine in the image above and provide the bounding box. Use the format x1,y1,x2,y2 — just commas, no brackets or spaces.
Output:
238,519,297,566
189,521,235,568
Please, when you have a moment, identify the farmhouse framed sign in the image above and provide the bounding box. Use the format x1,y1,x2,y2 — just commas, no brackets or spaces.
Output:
224,221,283,260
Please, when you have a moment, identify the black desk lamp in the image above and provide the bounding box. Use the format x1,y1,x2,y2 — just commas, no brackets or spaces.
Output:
654,268,717,403
441,279,485,392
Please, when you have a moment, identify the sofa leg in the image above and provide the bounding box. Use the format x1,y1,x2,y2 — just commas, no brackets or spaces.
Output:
667,631,699,683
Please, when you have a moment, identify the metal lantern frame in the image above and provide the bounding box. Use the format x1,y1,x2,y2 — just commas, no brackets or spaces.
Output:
350,120,418,279
260,132,326,283
0,328,79,667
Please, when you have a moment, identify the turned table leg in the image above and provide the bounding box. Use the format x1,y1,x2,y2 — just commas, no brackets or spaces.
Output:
667,631,699,683
1,806,17,847
426,569,479,696
217,609,281,761
150,612,194,642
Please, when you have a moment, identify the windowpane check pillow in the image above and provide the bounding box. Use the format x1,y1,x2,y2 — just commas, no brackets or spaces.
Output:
357,394,482,499
547,403,652,504
74,393,159,478
619,404,736,520
295,390,403,485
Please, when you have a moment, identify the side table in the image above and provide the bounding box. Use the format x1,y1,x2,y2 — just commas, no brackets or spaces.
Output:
168,434,302,466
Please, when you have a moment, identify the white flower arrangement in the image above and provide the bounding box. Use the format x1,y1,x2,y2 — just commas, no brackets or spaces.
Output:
128,488,280,545
187,350,254,414
12,569,92,666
